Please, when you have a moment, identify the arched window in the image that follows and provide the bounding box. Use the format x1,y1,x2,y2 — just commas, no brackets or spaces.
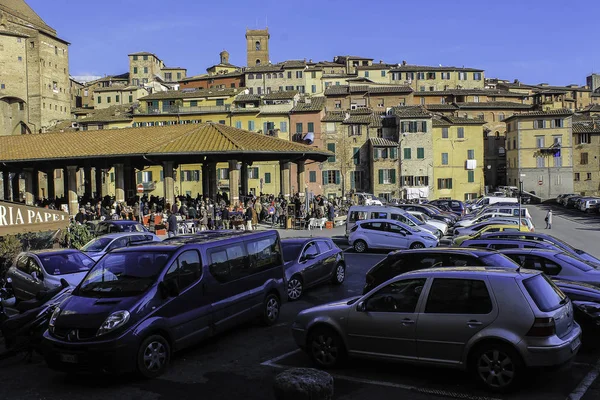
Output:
256,59,261,65
255,41,261,51
498,112,505,121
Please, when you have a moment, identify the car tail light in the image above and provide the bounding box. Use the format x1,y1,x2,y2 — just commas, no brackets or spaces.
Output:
526,317,556,337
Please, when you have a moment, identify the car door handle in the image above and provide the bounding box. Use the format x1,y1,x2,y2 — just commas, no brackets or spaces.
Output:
401,318,415,325
467,320,483,327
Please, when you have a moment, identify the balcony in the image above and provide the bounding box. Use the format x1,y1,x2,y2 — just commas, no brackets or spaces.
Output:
141,105,231,115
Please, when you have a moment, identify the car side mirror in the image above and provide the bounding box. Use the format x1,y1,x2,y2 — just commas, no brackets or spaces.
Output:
357,301,366,312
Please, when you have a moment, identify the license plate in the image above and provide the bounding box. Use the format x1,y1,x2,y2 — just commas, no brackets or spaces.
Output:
571,337,581,352
60,353,78,363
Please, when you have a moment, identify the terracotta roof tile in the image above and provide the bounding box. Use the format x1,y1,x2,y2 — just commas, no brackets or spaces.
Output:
425,104,459,111
443,116,486,125
503,108,574,122
322,111,346,122
391,106,431,118
291,97,325,112
263,90,298,100
139,88,240,100
456,101,533,109
370,138,398,147
389,64,483,72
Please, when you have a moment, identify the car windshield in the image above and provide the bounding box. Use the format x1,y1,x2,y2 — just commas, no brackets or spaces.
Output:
523,273,567,312
121,224,144,232
81,237,113,252
282,243,303,262
39,253,95,275
480,253,520,269
556,253,598,272
77,251,172,297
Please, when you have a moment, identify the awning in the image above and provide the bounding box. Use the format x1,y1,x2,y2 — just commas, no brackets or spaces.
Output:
405,187,429,200
0,201,69,235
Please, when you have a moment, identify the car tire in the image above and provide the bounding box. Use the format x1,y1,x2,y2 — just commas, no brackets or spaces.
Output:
307,326,346,369
470,343,523,392
410,242,425,249
287,276,303,301
353,240,367,253
331,263,345,285
261,293,280,326
137,334,170,379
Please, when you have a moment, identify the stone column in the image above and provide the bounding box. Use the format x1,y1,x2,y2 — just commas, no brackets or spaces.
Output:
208,163,218,202
46,169,55,200
123,164,133,200
240,162,249,201
162,161,175,207
95,168,103,198
23,168,34,205
201,164,209,197
2,171,10,200
11,172,20,202
279,161,291,199
114,163,125,203
296,161,306,196
67,165,79,215
228,160,240,207
31,170,40,202
62,168,69,200
84,167,93,199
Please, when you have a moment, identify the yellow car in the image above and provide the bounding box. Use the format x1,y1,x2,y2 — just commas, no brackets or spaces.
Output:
453,224,531,246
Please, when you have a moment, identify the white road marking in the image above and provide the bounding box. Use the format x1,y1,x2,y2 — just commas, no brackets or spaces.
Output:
568,357,600,400
261,350,499,400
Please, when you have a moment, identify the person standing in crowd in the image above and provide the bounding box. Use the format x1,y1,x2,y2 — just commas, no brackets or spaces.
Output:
245,203,253,231
252,204,258,230
545,210,553,229
166,210,178,238
75,207,87,224
221,205,230,229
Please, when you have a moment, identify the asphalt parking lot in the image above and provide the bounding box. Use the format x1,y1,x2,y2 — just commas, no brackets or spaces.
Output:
1,204,600,400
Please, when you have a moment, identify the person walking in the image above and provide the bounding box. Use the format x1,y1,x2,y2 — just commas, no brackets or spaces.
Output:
245,203,253,231
166,210,178,238
545,210,553,229
221,206,230,229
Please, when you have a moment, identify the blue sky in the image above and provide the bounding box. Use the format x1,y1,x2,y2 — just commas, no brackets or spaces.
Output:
28,0,600,85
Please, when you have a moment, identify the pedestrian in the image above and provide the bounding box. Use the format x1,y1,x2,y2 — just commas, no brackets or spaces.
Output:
221,206,230,229
245,203,253,231
545,210,553,229
166,210,178,238
252,205,258,230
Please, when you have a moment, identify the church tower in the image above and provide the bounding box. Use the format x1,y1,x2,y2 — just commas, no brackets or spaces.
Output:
246,28,270,67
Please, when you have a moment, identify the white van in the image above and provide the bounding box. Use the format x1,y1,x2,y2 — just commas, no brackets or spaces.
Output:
580,198,600,213
478,205,532,221
345,205,441,238
355,193,383,206
469,196,518,212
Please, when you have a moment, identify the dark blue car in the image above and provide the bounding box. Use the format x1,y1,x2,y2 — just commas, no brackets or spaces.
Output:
43,230,286,378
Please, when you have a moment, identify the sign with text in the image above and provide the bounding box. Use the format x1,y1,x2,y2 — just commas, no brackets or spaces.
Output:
0,201,69,235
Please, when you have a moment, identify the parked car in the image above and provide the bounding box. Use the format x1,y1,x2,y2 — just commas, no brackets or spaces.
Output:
565,196,583,209
498,248,600,284
44,230,286,378
428,199,466,216
405,210,449,235
95,220,148,236
355,193,383,206
282,238,345,301
553,280,600,336
454,218,525,236
468,196,518,212
292,267,581,391
460,238,563,251
477,231,600,264
393,204,456,226
345,206,441,238
453,212,514,229
348,219,438,253
81,232,162,261
580,198,600,213
557,193,577,205
453,224,530,246
468,205,532,221
8,250,95,300
363,247,519,294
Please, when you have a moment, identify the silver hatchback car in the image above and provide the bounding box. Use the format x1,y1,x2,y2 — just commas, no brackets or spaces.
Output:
292,267,581,391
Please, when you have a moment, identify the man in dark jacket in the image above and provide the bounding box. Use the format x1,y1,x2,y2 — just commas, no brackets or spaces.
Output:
221,206,230,229
166,210,178,238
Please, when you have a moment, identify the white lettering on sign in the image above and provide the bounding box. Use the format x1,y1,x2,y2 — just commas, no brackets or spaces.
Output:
0,205,6,226
0,202,67,228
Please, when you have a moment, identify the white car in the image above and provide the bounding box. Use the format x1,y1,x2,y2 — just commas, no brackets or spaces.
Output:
405,210,448,235
453,212,514,229
81,232,161,261
348,219,438,253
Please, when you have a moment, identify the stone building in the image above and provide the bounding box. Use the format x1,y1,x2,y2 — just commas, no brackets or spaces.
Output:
504,109,574,199
246,28,269,66
323,85,413,112
180,50,244,90
572,116,600,196
128,52,186,87
389,64,485,92
81,73,129,108
0,0,70,134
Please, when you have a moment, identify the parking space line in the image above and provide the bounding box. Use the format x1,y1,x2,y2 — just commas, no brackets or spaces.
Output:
261,350,499,400
568,357,600,400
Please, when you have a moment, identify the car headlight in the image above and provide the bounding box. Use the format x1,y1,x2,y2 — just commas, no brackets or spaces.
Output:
48,306,61,333
96,310,130,337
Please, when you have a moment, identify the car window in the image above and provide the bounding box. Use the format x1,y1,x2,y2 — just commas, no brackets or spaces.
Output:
366,278,426,313
362,222,385,231
317,240,333,252
246,234,282,272
446,254,482,267
29,258,43,277
108,237,130,251
465,242,490,249
208,244,248,282
556,253,596,272
519,255,561,276
165,250,202,292
349,211,368,222
370,212,388,219
302,242,320,258
387,223,407,235
39,252,94,275
96,224,109,234
16,255,29,273
489,243,519,250
523,274,566,312
425,278,493,314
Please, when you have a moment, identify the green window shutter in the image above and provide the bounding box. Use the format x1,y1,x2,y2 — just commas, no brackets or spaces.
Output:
350,171,356,189
390,169,396,184
136,171,142,183
335,171,341,184
296,122,303,133
128,95,133,103
327,143,336,162
263,122,268,133
97,96,101,104
280,121,287,132
309,171,316,182
417,147,424,159
265,172,271,183
421,121,427,132
404,148,411,159
180,170,185,181
390,147,397,159
468,171,474,183
308,122,314,132
449,179,453,189
378,169,384,184
353,147,360,165
159,171,163,182
322,171,327,184
148,171,153,181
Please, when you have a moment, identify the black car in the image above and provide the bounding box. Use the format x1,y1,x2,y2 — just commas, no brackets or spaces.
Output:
363,247,519,294
427,199,466,217
282,238,345,300
392,204,456,226
95,220,148,236
554,280,600,336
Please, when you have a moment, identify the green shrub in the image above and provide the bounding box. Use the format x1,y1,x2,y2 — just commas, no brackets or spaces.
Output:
60,223,94,249
0,235,23,277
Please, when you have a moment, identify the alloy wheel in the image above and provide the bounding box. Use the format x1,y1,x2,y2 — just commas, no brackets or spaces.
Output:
143,341,167,372
354,240,366,253
335,265,345,283
411,242,425,249
311,333,339,367
287,278,303,300
477,349,515,389
266,296,280,322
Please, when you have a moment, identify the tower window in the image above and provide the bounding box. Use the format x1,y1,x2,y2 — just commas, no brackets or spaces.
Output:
256,59,261,65
255,41,261,51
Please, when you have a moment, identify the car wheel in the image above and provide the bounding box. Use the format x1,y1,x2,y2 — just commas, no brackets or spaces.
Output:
137,335,170,378
307,327,346,369
287,276,303,301
332,263,345,285
353,240,367,253
410,242,425,249
261,293,280,326
471,343,523,392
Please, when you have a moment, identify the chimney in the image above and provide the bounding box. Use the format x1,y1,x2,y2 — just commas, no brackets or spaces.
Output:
402,60,407,66
306,97,312,104
379,60,383,64
220,50,229,64
309,59,312,63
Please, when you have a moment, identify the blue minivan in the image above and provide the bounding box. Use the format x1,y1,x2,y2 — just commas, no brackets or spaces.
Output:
43,230,286,377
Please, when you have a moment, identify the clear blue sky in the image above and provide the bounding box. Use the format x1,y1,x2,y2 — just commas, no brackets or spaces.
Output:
28,0,600,85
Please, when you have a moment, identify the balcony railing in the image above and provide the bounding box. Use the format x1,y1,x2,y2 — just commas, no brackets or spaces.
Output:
142,105,231,115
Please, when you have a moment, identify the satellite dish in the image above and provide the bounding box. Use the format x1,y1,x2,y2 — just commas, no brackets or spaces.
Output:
303,132,315,145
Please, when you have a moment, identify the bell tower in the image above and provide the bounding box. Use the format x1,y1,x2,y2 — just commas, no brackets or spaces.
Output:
246,28,270,67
